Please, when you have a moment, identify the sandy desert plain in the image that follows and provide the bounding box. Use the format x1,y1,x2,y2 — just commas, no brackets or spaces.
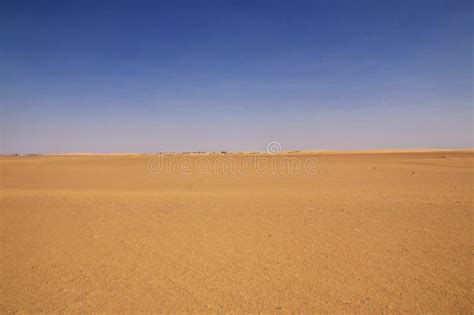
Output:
0,149,472,313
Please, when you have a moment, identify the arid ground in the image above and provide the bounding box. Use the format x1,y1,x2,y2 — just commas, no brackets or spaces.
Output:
0,151,472,313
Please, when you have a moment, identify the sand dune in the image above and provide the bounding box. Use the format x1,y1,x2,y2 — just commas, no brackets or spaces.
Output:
0,151,472,312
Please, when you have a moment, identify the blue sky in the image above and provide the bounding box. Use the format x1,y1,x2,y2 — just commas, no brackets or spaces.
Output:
1,0,472,153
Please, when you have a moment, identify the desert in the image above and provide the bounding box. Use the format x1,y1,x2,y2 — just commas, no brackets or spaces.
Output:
1,150,472,313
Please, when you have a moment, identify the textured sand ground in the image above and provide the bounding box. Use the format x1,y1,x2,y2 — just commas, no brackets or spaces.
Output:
0,151,472,313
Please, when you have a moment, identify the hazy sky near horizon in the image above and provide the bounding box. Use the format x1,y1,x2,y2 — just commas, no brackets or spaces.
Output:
1,0,472,153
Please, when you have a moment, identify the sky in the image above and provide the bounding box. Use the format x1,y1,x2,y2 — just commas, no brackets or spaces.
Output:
1,0,472,153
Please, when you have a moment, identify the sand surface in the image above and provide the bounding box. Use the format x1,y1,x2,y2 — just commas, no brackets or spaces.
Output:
1,151,472,312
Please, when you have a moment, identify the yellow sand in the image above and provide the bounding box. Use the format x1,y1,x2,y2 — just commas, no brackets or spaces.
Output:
1,151,472,312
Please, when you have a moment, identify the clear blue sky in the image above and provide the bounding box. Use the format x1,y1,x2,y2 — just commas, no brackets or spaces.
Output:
1,0,472,153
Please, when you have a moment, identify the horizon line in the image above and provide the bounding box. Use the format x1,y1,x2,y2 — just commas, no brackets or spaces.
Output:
2,147,473,157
